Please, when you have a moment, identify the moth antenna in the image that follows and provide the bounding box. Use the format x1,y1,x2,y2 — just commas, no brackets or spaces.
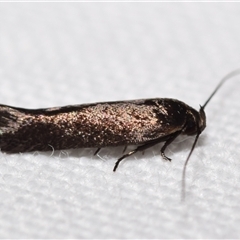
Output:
182,68,240,201
203,69,240,109
181,133,200,201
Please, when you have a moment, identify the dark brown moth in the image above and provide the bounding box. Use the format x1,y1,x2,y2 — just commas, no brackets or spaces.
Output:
0,69,239,198
0,98,205,161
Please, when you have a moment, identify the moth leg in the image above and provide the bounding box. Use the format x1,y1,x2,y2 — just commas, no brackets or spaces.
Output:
94,148,101,155
113,141,160,172
160,131,181,161
122,146,127,153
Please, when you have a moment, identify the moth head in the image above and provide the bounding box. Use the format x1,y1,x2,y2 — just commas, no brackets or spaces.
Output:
183,106,206,136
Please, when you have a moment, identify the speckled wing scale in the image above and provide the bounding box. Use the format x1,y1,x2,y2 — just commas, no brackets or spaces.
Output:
0,69,240,199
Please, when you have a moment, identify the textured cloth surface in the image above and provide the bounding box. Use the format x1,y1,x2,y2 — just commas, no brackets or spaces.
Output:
0,3,240,238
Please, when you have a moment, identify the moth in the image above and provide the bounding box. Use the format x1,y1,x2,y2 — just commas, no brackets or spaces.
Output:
0,69,239,198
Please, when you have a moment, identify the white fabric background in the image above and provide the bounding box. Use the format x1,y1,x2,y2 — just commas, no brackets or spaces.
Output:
0,2,240,238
